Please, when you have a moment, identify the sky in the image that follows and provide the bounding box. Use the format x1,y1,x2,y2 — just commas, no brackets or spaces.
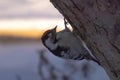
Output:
0,0,64,30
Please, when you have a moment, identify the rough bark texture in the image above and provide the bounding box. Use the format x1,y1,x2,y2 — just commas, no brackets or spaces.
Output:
50,0,120,80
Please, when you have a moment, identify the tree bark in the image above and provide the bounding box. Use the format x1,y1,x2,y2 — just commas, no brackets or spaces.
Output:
50,0,120,80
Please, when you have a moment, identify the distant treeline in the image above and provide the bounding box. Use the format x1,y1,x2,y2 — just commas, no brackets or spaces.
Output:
0,35,41,42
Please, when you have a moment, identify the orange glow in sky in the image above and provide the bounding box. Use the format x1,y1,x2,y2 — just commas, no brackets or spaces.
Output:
0,0,66,38
0,18,67,38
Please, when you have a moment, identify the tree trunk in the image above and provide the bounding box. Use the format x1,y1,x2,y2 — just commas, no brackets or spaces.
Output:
50,0,120,80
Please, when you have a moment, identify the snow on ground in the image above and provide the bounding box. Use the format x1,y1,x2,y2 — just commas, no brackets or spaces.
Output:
0,42,109,80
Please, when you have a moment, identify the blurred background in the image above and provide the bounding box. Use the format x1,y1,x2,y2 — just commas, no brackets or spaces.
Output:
0,0,110,80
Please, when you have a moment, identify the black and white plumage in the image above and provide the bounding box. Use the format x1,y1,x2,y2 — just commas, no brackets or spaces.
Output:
41,26,68,57
41,19,100,65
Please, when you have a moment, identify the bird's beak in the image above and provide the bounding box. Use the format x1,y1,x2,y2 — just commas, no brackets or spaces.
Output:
53,25,57,31
51,25,57,42
52,25,57,33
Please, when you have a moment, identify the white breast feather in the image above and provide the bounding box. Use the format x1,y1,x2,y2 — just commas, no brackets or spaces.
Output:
45,38,58,50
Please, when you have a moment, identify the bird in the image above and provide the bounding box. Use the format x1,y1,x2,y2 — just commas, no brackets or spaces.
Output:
41,25,69,57
41,19,100,65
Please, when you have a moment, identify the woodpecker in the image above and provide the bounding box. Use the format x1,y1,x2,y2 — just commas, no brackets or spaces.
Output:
41,19,100,65
41,25,69,58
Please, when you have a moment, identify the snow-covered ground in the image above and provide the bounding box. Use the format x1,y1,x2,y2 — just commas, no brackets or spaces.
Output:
0,42,110,80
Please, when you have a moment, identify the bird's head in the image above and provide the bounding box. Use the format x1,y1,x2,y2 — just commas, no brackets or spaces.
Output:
41,26,57,46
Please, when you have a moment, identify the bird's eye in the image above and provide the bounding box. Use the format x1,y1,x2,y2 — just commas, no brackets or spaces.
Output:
48,33,52,37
